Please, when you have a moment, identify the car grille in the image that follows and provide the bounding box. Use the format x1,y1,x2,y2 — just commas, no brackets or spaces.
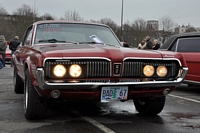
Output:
44,59,179,79
87,61,111,77
44,59,111,78
122,59,179,78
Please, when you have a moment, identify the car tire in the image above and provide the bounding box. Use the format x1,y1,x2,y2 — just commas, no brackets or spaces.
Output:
133,96,166,115
13,69,24,94
24,69,47,120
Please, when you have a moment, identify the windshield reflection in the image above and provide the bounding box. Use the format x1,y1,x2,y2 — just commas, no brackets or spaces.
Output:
34,23,121,46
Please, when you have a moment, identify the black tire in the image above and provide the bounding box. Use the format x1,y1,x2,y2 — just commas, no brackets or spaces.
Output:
24,69,47,120
133,96,166,115
13,69,24,94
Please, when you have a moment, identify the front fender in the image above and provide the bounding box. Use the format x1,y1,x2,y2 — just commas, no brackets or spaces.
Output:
24,57,39,87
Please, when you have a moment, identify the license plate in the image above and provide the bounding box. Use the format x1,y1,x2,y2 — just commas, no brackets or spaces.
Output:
101,86,128,102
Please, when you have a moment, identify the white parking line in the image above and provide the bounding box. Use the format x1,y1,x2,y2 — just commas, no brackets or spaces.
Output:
71,109,115,133
169,94,200,103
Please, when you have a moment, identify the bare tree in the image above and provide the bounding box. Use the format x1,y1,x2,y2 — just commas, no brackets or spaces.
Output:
64,10,84,21
40,13,54,20
159,16,177,43
159,16,175,32
11,4,41,39
98,18,119,32
133,18,147,31
13,4,34,16
0,4,8,15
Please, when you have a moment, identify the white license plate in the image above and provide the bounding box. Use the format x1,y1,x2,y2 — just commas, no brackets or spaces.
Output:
101,86,128,102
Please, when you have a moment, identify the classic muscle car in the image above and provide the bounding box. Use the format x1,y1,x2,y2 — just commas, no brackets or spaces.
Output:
12,20,188,120
159,32,200,87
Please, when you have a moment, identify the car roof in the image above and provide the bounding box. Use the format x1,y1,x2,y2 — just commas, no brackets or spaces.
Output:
33,20,109,27
160,32,200,49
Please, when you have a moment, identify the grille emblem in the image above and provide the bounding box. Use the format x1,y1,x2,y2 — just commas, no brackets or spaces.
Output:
114,63,121,75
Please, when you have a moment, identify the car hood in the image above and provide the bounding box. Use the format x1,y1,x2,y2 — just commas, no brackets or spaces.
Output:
35,44,182,61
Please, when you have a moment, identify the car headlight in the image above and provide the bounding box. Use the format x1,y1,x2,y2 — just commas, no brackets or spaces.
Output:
157,66,167,77
69,64,82,77
143,65,155,77
53,65,66,77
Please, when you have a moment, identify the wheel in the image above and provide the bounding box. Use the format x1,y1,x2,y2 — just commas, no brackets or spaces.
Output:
133,96,166,115
24,69,47,120
13,69,24,94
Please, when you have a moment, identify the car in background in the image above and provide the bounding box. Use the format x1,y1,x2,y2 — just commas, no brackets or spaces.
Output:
6,46,11,62
159,32,200,87
12,20,188,120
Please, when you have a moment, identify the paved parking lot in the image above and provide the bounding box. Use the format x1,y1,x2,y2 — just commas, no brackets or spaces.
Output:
0,65,200,133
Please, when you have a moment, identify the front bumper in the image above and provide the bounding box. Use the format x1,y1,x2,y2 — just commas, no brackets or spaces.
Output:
35,67,188,90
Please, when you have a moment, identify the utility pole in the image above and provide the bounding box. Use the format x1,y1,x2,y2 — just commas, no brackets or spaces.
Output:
33,0,36,22
120,0,124,41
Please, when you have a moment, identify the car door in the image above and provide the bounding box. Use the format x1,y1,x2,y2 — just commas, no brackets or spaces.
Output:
171,37,200,83
15,26,33,79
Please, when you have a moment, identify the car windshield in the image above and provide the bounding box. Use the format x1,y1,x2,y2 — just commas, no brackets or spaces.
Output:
34,23,121,46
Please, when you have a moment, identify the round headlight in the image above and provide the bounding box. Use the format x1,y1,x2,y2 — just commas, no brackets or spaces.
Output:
69,64,82,77
143,65,155,77
53,65,66,77
157,66,167,77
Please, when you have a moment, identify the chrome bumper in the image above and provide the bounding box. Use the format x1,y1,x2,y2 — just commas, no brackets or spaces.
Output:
36,67,188,90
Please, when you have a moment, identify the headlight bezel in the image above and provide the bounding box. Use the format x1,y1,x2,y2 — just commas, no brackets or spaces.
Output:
143,65,169,78
46,63,86,79
156,66,168,77
69,64,82,78
53,64,67,78
143,65,155,77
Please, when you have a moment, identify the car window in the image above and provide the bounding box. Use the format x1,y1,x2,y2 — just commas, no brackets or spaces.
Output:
172,37,200,52
24,28,33,46
34,23,121,46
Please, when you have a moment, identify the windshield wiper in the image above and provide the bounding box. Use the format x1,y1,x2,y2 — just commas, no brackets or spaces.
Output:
105,43,116,46
79,41,104,44
38,39,79,44
38,39,66,43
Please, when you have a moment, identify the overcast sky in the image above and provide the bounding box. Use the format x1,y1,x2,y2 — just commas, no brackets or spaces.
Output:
1,0,200,27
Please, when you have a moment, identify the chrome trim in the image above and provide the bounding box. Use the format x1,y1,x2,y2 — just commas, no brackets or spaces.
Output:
43,57,111,67
36,67,188,90
123,57,182,67
44,58,112,77
183,79,200,85
122,59,179,77
113,63,122,76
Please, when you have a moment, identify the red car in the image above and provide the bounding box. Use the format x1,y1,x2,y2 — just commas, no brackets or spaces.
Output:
12,20,188,120
6,46,11,62
159,32,200,87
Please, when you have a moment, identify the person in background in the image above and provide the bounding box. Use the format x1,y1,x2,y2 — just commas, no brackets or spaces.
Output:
9,36,21,67
152,39,160,50
123,40,129,47
145,36,153,49
0,35,7,67
138,38,146,49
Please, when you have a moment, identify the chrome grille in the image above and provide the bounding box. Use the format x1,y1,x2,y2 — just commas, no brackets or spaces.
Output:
44,59,111,78
122,60,179,78
123,62,143,76
87,61,111,77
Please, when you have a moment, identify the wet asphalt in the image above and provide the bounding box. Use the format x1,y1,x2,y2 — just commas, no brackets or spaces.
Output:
0,64,200,133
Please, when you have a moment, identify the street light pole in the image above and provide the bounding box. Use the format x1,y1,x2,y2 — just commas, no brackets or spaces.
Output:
33,0,36,22
120,0,124,41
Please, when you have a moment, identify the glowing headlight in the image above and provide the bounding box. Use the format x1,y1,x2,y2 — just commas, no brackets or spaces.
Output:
157,66,167,77
143,65,155,77
69,64,82,77
53,65,66,77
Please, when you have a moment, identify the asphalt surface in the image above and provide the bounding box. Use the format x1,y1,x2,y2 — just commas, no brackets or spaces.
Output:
0,64,200,133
